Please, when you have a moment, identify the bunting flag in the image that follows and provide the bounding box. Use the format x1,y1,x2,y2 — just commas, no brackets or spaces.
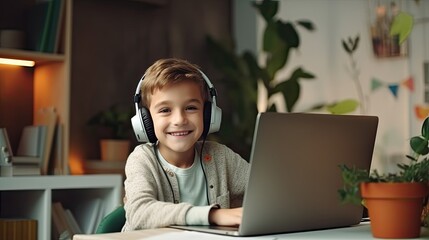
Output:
387,84,399,98
371,78,384,91
370,76,414,99
415,105,429,120
402,76,414,91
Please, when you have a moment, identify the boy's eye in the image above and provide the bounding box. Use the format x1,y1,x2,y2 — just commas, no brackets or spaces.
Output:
186,105,198,111
158,108,170,113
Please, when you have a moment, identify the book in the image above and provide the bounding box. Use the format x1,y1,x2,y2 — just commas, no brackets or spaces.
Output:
50,123,68,175
12,156,40,165
64,209,82,235
45,0,65,53
17,126,41,157
0,218,37,240
73,198,102,234
51,202,70,240
8,125,49,176
52,201,84,239
25,0,54,52
34,108,58,175
13,125,47,166
93,201,106,234
12,164,41,176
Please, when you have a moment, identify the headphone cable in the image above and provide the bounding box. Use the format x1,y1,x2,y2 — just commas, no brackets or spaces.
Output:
153,144,177,204
199,137,211,205
153,141,210,205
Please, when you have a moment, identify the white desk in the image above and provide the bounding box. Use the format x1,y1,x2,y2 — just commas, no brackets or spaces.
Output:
73,222,429,240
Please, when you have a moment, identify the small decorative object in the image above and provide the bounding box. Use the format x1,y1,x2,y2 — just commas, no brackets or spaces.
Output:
368,0,413,58
339,116,429,238
87,105,133,161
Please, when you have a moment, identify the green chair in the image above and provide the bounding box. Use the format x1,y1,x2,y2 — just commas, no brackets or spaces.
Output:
95,206,126,233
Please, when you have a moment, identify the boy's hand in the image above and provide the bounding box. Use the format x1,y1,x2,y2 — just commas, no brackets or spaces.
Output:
208,207,242,226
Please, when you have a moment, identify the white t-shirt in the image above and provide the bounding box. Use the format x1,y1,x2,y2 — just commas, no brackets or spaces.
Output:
158,149,208,206
157,148,212,225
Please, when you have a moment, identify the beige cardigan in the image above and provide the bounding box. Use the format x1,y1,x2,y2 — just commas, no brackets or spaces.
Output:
122,141,250,230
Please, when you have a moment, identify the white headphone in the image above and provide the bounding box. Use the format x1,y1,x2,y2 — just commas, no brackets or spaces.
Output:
131,70,222,143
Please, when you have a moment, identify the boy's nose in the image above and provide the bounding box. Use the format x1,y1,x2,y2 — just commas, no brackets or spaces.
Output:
172,110,188,125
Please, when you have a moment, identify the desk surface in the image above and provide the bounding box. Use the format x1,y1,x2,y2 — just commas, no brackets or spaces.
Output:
73,223,429,240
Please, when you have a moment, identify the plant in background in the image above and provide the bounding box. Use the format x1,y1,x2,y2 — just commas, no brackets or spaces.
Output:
207,0,357,158
206,0,315,158
342,34,368,114
87,104,134,140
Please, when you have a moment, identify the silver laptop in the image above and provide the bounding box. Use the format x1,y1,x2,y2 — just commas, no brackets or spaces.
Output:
171,112,378,236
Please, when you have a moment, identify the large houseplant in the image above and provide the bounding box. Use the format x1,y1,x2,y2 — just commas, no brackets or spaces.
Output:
207,0,357,158
87,105,133,161
339,116,429,238
206,0,315,158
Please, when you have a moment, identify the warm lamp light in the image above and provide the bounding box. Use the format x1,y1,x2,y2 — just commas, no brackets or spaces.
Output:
0,57,35,67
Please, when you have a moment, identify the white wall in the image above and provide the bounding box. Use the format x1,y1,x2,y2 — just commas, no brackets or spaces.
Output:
235,0,429,173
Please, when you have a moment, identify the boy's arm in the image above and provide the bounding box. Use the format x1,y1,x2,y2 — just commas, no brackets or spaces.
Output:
123,145,192,230
185,205,216,225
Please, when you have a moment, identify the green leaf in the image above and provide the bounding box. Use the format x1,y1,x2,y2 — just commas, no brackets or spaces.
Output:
422,117,429,140
326,99,359,114
277,21,300,48
263,21,283,52
410,136,429,155
266,46,289,79
296,20,315,31
390,12,413,44
278,80,300,112
289,67,315,81
352,35,360,51
253,0,278,22
342,39,351,54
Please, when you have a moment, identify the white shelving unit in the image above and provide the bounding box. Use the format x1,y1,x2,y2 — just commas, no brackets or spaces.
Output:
0,175,122,240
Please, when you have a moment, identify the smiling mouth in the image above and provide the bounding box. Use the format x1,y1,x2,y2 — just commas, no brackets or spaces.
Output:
169,131,192,136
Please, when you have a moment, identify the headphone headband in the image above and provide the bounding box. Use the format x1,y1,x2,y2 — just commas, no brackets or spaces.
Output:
131,69,222,143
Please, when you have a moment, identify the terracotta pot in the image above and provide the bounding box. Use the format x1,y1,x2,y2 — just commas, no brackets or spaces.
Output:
361,182,429,239
100,139,130,161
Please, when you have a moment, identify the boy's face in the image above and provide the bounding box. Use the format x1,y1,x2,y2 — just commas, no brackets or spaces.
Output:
149,80,205,157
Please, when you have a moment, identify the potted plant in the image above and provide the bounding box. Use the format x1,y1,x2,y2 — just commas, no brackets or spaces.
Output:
87,104,133,161
339,116,429,238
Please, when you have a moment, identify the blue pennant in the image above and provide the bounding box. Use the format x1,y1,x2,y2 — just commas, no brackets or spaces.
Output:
388,84,399,98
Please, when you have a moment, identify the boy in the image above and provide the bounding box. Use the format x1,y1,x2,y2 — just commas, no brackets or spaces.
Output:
122,58,250,230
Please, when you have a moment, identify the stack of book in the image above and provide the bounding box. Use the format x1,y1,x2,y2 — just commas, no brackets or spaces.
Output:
12,125,47,176
72,198,106,234
10,107,63,176
51,202,82,240
26,0,66,53
0,218,37,240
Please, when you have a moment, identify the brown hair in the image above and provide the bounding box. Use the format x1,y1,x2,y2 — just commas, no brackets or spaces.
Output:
140,58,209,107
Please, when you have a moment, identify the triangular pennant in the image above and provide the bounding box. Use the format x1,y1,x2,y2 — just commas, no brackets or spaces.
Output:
401,76,414,92
388,84,399,98
415,105,429,120
371,78,384,91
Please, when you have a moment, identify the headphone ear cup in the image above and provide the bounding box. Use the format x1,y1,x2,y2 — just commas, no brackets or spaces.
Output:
140,107,157,143
202,101,212,138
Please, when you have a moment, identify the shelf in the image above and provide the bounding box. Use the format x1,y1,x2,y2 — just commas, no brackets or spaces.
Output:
0,48,65,65
0,175,122,190
0,174,122,240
